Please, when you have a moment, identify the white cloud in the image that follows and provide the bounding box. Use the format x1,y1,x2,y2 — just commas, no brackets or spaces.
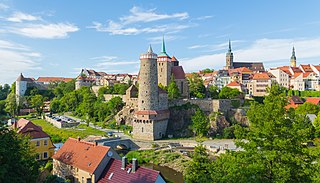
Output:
7,12,41,22
10,23,79,39
182,38,320,72
89,6,191,35
148,35,183,44
90,56,118,62
195,15,213,20
96,61,139,66
120,6,188,24
0,3,9,10
188,44,209,49
0,40,41,84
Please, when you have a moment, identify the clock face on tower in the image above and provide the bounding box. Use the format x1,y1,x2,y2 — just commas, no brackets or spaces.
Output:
107,151,113,157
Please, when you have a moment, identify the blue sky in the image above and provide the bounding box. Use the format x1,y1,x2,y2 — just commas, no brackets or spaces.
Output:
0,0,320,84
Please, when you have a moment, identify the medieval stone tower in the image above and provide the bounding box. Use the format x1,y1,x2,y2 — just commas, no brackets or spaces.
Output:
290,46,297,67
133,45,170,141
16,73,28,104
225,40,234,69
158,37,173,87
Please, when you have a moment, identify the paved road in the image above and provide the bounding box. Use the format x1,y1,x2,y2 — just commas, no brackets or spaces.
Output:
64,113,241,151
64,114,130,139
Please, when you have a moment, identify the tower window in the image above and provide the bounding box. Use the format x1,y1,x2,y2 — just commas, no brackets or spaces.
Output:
142,127,144,132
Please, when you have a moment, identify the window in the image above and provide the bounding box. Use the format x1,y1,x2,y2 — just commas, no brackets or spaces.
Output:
142,127,144,132
44,140,48,146
36,153,40,160
36,141,40,146
43,152,48,159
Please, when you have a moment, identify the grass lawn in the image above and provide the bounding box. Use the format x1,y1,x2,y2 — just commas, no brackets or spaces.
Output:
31,118,106,143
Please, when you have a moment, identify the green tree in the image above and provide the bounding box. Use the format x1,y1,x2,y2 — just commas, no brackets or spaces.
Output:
208,85,219,99
167,75,180,100
313,111,320,137
0,84,10,100
184,145,212,183
0,126,39,182
5,92,18,117
30,94,45,116
296,102,320,115
187,73,206,99
108,96,124,115
191,108,209,137
219,86,241,99
0,100,6,115
208,84,316,182
201,68,214,74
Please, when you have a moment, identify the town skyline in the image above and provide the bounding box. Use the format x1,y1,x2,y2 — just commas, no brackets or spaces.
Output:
1,0,320,84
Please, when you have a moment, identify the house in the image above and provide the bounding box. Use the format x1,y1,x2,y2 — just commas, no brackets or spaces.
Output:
285,96,304,109
98,157,166,183
14,118,55,160
247,72,272,96
226,81,245,93
52,138,120,183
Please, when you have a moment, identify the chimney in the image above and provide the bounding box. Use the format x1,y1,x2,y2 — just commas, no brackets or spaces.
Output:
94,141,98,146
121,156,127,170
132,158,138,173
77,136,81,141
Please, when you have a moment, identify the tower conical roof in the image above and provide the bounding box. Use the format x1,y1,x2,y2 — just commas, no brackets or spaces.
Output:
158,36,170,57
16,73,25,81
148,44,153,53
228,40,232,53
291,46,296,60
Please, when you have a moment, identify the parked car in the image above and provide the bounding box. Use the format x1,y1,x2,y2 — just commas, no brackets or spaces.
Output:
107,131,113,137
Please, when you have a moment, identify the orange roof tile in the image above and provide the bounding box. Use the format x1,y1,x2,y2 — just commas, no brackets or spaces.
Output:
52,138,111,174
305,98,320,105
313,65,320,71
227,81,241,87
252,72,270,80
36,77,73,83
302,72,315,78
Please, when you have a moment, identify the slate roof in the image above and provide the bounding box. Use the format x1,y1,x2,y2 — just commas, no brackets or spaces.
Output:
291,96,304,104
52,138,110,174
98,158,161,183
233,62,265,72
171,66,186,79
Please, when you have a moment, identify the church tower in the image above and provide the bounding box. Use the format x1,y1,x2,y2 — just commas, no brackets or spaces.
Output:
133,45,170,141
225,40,234,69
157,36,172,87
290,46,297,67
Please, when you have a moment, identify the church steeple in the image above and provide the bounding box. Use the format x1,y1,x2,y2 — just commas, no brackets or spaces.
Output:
225,40,234,69
161,36,166,53
290,46,297,67
158,35,170,57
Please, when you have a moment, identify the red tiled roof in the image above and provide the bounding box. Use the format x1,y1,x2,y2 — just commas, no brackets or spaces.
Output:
171,66,185,79
36,77,73,83
171,56,178,61
16,119,50,139
252,72,270,80
98,158,160,183
300,64,313,72
313,65,320,71
15,118,30,129
292,73,302,79
305,98,320,105
302,72,314,78
227,81,241,87
52,138,110,174
285,103,300,109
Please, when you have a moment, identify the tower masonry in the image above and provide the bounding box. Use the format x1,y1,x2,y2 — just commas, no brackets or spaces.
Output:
133,45,170,141
225,40,234,69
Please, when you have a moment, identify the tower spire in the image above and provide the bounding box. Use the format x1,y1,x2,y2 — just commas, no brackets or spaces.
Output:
148,44,153,53
228,40,232,53
161,35,166,53
292,46,295,58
